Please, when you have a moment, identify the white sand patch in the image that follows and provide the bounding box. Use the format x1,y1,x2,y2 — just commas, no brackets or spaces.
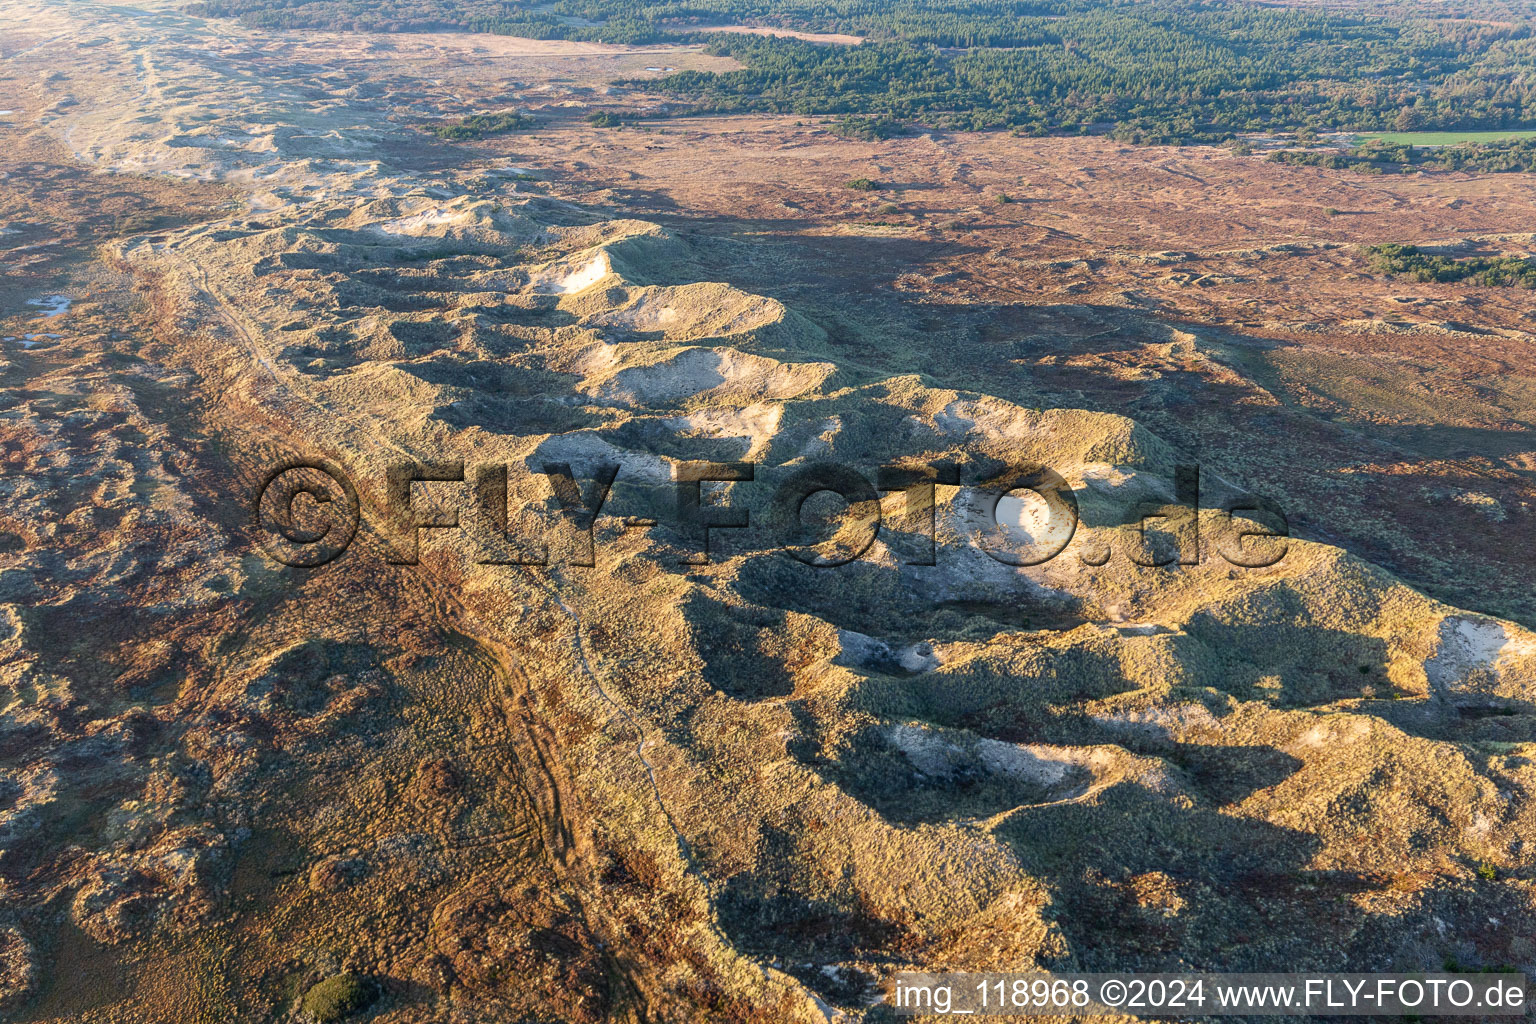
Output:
994,490,1073,549
599,294,678,331
973,740,1102,793
934,397,1042,441
571,342,620,375
530,252,612,295
1425,615,1536,691
1075,463,1177,503
319,160,384,175
795,415,843,458
697,25,863,45
663,402,782,457
1290,718,1371,751
887,724,984,778
596,347,830,405
886,723,1107,800
528,432,671,486
835,630,940,673
948,482,1078,567
1094,703,1220,741
26,295,71,316
375,207,462,235
598,350,727,403
588,282,794,342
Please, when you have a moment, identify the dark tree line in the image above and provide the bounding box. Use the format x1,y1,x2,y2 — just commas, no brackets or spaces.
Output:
186,0,1536,143
1273,137,1536,174
1366,243,1536,288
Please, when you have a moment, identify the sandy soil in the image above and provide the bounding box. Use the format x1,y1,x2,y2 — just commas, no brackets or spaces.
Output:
479,114,1536,625
694,24,864,45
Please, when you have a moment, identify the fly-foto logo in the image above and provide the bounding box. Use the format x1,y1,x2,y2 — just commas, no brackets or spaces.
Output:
252,458,1288,569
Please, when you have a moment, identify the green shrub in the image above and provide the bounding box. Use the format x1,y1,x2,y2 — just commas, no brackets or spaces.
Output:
845,177,877,191
828,114,909,141
426,112,534,140
301,974,375,1023
1364,243,1536,288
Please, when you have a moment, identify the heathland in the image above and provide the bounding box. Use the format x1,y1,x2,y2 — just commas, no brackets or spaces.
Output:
1,0,1534,1020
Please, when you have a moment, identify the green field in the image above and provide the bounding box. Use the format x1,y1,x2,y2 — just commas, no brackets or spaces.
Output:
1355,129,1536,146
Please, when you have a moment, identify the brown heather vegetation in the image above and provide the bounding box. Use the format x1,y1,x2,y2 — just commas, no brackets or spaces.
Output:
0,2,1534,1021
